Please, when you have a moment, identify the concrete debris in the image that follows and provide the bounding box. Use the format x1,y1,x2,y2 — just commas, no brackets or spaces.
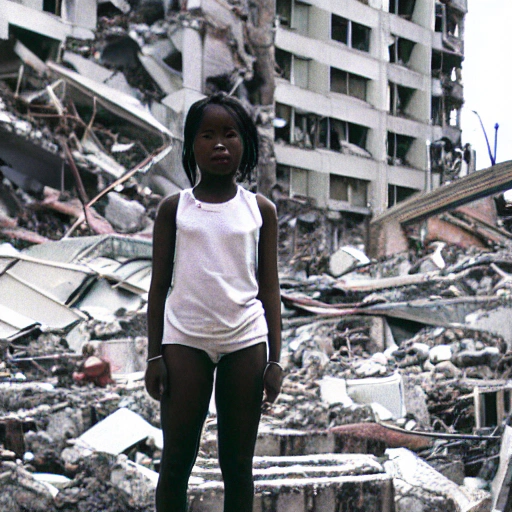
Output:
385,448,492,512
1,1,512,511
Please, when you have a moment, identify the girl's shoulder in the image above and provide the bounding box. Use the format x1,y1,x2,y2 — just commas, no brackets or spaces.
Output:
255,193,277,216
157,192,181,219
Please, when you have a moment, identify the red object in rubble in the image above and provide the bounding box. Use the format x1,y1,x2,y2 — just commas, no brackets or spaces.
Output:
73,356,115,387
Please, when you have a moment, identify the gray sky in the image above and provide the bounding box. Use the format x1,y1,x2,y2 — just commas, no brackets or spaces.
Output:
462,0,512,169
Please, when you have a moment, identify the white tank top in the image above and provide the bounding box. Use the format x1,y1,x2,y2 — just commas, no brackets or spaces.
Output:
163,186,268,341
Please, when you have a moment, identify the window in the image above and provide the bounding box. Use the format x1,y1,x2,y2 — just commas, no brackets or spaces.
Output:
291,168,309,196
435,3,444,33
431,49,462,80
387,132,414,166
388,185,416,207
389,0,416,19
388,82,415,117
292,2,310,36
274,107,370,155
389,35,415,66
331,68,368,101
275,49,309,88
330,175,368,208
275,103,292,142
276,0,309,35
431,97,442,126
44,0,62,15
293,111,315,148
293,56,309,89
276,0,292,27
331,15,370,53
319,118,368,151
446,105,460,128
275,49,292,81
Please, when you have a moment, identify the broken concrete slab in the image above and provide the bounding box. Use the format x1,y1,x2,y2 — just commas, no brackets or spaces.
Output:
346,371,406,420
47,61,173,139
385,448,492,512
0,460,58,512
77,407,163,455
491,426,512,511
329,245,370,277
104,191,148,233
189,454,394,512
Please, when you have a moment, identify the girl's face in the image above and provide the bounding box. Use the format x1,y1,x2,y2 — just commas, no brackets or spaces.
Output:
193,104,244,178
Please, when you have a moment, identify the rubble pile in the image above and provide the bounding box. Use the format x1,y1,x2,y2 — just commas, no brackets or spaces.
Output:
1,2,512,511
2,231,512,510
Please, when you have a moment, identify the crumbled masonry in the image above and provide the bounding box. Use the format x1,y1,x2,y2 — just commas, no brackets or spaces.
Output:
1,1,512,511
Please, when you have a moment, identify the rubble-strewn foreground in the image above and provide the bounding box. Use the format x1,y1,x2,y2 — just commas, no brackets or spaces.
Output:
2,1,512,511
3,222,512,511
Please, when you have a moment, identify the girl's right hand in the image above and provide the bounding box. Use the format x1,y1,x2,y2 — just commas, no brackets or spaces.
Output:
144,358,167,401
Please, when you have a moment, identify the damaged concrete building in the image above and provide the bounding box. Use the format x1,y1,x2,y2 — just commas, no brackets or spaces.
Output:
273,0,470,217
5,1,512,512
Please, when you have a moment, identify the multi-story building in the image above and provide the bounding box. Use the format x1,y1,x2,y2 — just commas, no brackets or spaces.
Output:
0,0,469,222
273,0,467,216
0,0,97,63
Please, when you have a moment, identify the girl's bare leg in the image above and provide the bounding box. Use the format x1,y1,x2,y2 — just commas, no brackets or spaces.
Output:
215,342,267,512
157,345,215,512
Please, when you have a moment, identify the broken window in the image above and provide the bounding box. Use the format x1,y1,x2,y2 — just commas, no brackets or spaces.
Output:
293,111,315,148
319,118,368,151
388,82,415,117
8,25,60,62
431,96,443,126
446,103,460,128
387,132,414,166
388,184,416,207
431,50,462,81
275,49,309,88
435,3,445,33
275,48,292,81
389,35,415,66
330,175,368,208
446,8,462,39
274,104,317,148
43,0,62,15
331,68,368,101
275,103,292,143
276,0,292,27
389,0,416,19
331,15,370,53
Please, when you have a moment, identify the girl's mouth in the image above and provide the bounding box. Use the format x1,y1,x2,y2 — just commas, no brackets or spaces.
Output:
212,156,230,164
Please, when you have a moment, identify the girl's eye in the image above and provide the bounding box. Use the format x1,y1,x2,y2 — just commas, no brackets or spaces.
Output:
226,131,238,138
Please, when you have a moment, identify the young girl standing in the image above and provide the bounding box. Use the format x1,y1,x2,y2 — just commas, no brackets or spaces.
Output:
144,93,282,512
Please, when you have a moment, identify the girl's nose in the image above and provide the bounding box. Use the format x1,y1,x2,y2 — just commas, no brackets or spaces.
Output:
214,143,226,150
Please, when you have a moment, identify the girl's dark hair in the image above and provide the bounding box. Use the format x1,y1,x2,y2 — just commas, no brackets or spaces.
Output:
182,92,259,186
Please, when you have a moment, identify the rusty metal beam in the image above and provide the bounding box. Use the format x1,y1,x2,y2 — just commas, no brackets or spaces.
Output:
372,160,512,227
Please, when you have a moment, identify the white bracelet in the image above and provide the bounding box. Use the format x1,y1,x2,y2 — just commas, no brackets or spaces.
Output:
266,361,283,371
147,355,163,363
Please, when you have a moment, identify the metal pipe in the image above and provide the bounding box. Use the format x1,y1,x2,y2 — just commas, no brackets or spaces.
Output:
472,110,495,166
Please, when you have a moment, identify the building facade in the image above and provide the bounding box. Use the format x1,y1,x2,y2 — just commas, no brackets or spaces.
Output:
273,0,467,216
0,0,97,53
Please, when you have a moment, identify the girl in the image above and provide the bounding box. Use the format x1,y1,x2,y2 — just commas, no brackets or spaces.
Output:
144,92,282,512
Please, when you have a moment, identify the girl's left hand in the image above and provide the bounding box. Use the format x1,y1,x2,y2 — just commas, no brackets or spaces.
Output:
263,363,283,403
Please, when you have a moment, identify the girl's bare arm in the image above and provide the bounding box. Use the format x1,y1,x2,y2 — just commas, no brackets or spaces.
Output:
256,194,282,402
145,194,179,399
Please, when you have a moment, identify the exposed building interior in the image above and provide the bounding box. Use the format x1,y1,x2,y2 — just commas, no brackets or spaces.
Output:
273,0,471,217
